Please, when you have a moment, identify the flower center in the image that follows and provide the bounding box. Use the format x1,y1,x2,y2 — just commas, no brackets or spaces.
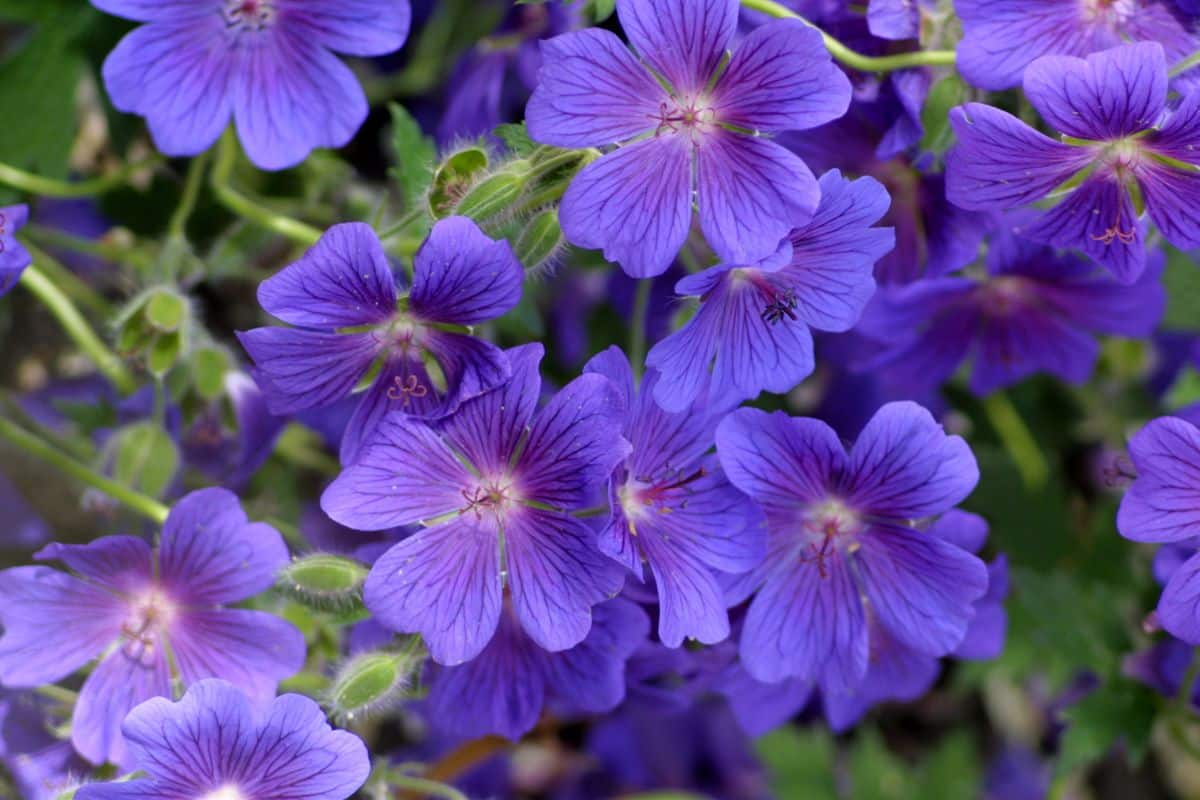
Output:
799,499,861,578
120,587,177,664
620,467,707,521
978,275,1031,317
224,0,276,31
1082,0,1136,27
461,479,516,519
200,786,248,800
654,97,717,141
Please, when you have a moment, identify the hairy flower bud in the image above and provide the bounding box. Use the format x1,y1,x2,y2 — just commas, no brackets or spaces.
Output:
327,649,421,724
278,554,368,611
514,209,564,271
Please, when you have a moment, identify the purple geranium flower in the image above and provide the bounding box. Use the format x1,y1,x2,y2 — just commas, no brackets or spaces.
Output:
0,489,305,767
181,371,287,489
75,680,369,800
867,0,934,40
583,347,765,647
645,170,894,411
525,0,851,277
1118,415,1200,643
93,0,411,170
856,226,1165,396
0,204,31,296
715,401,987,687
425,597,648,740
955,0,1200,90
239,218,523,463
322,343,627,665
946,43,1200,283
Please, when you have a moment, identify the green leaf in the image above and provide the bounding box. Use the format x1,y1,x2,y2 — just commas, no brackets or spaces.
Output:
758,727,838,800
387,103,436,211
1056,678,1160,777
1163,245,1200,331
111,421,180,500
918,74,967,157
493,122,538,157
191,347,230,401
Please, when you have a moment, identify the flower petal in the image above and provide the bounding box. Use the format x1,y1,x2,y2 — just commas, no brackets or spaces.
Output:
504,507,624,652
713,21,850,132
1137,159,1200,251
1118,416,1200,543
170,609,305,703
617,0,736,95
73,650,171,768
542,597,649,712
283,0,412,57
0,205,31,297
954,0,1094,90
410,216,523,325
363,517,502,665
525,28,665,148
1159,551,1200,644
101,17,233,156
237,328,381,416
697,134,819,265
716,408,847,509
846,401,979,519
34,536,152,595
257,223,397,328
560,136,692,278
159,488,289,605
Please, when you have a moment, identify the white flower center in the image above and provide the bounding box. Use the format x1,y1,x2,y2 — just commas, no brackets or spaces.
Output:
200,785,248,800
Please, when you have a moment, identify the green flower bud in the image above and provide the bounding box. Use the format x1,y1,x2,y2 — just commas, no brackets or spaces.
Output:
453,172,526,224
279,554,369,611
327,650,420,724
515,209,564,270
429,146,489,218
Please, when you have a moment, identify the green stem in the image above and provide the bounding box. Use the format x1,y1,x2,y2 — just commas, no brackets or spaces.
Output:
629,278,653,381
19,265,137,395
1171,49,1200,78
739,0,956,72
211,131,322,246
391,773,469,800
982,392,1049,490
0,156,161,198
0,417,169,524
34,684,79,705
379,206,429,241
168,151,210,240
20,238,112,317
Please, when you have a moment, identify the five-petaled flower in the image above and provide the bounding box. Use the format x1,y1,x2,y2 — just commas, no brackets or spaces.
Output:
525,0,851,278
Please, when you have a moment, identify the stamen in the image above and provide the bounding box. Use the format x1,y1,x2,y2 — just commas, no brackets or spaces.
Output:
1092,222,1137,246
386,374,429,407
224,0,276,31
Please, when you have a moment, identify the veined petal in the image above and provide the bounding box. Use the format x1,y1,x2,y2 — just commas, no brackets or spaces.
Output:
541,597,649,713
525,28,665,148
238,328,380,416
1023,43,1167,141
1118,416,1200,543
101,17,234,157
90,0,208,21
645,290,724,413
410,216,523,325
363,517,502,665
946,103,1093,211
0,204,31,297
504,508,624,652
1137,159,1200,251
283,0,412,57
856,525,989,656
712,21,850,133
1146,92,1200,167
868,0,920,40
34,536,152,595
846,401,979,519
159,488,289,605
257,223,397,328
322,415,475,530
617,0,736,96
697,134,819,265
170,609,305,703
716,408,847,509
231,29,367,171
1159,551,1200,644
560,136,692,278
955,0,1095,90
73,649,171,768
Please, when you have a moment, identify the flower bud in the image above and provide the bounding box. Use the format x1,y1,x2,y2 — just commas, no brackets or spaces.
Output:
327,650,420,724
515,209,564,271
428,146,489,218
453,172,526,224
279,554,368,611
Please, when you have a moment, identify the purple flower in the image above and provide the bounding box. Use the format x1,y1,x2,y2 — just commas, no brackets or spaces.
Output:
645,170,893,411
947,43,1200,283
525,0,851,277
75,679,369,800
955,0,1200,90
181,371,287,489
239,218,523,463
425,597,648,740
0,204,31,297
867,0,933,40
1118,416,1200,643
583,347,764,647
322,343,627,665
93,0,411,170
0,489,305,767
856,228,1165,396
715,401,987,687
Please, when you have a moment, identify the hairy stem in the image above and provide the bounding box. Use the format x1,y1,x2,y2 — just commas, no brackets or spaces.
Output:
982,392,1049,490
739,0,957,72
211,131,322,246
0,156,161,198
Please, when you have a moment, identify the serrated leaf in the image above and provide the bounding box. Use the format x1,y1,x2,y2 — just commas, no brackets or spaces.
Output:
1056,678,1160,777
387,103,436,211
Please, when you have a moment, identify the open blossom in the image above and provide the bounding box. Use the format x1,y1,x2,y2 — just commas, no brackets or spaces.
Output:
856,226,1165,396
584,347,765,647
947,43,1200,283
525,0,851,277
322,343,627,665
0,204,31,297
92,0,411,170
715,402,987,687
955,0,1200,90
645,171,894,411
239,218,523,463
76,680,369,800
425,598,648,740
1118,415,1200,643
0,489,304,767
